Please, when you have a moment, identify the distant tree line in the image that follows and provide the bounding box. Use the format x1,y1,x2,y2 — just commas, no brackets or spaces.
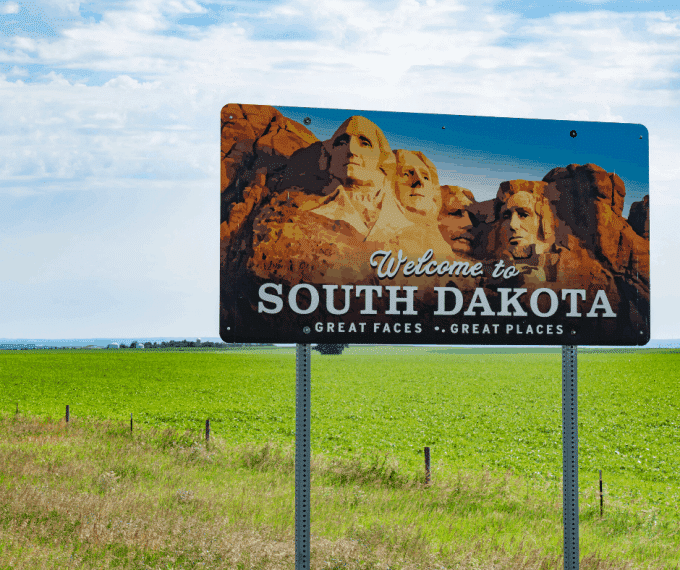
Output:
118,340,273,349
313,344,350,355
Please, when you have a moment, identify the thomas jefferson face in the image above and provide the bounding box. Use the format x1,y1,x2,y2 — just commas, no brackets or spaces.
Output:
499,192,542,259
395,152,439,217
328,116,383,188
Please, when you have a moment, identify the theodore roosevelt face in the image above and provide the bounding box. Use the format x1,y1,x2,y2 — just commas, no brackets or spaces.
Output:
440,197,475,254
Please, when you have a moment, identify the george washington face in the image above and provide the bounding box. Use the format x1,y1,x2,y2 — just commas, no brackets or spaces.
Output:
328,116,384,188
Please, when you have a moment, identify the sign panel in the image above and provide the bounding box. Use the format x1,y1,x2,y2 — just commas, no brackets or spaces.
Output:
220,104,649,345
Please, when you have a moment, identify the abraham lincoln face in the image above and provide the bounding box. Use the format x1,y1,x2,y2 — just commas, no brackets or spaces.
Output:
499,192,548,259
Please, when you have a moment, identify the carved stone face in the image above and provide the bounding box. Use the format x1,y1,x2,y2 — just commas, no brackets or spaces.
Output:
328,116,383,188
499,192,543,259
440,198,475,254
395,152,440,217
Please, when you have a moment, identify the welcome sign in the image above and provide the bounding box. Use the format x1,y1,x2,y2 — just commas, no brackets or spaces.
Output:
220,105,649,345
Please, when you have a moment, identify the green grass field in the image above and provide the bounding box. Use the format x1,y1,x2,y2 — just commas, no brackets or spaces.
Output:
1,346,679,568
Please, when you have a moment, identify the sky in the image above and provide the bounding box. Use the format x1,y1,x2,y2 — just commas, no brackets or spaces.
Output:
279,105,648,215
0,0,677,340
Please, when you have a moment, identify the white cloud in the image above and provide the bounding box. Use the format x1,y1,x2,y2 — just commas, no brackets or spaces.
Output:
43,0,81,13
102,74,159,89
565,109,591,121
647,15,680,36
43,71,72,86
0,179,216,337
7,66,28,76
649,133,680,186
1,2,676,182
0,0,677,337
0,1,19,15
598,104,624,122
166,0,207,14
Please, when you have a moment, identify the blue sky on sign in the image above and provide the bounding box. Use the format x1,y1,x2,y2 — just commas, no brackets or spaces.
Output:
0,0,677,339
280,105,649,215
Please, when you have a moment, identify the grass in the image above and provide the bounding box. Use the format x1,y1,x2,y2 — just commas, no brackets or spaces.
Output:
0,413,678,569
1,346,679,567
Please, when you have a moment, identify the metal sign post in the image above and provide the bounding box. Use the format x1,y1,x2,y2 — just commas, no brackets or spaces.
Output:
295,344,311,570
562,345,579,570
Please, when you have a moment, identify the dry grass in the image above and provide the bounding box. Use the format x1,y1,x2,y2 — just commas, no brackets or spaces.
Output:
0,414,677,570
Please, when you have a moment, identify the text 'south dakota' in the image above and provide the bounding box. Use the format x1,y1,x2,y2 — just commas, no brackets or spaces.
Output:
256,248,617,322
258,284,616,318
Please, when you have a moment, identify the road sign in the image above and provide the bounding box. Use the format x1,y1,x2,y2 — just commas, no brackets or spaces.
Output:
220,104,649,345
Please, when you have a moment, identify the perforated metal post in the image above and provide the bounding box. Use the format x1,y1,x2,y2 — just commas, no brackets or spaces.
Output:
295,344,311,570
562,345,579,570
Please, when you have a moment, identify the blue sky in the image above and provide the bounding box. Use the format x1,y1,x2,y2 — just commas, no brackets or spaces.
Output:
280,105,648,215
0,0,677,338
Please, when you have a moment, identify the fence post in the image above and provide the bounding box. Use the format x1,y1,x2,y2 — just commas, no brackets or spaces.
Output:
130,413,133,434
66,405,70,424
424,447,431,485
599,470,603,517
206,418,210,443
